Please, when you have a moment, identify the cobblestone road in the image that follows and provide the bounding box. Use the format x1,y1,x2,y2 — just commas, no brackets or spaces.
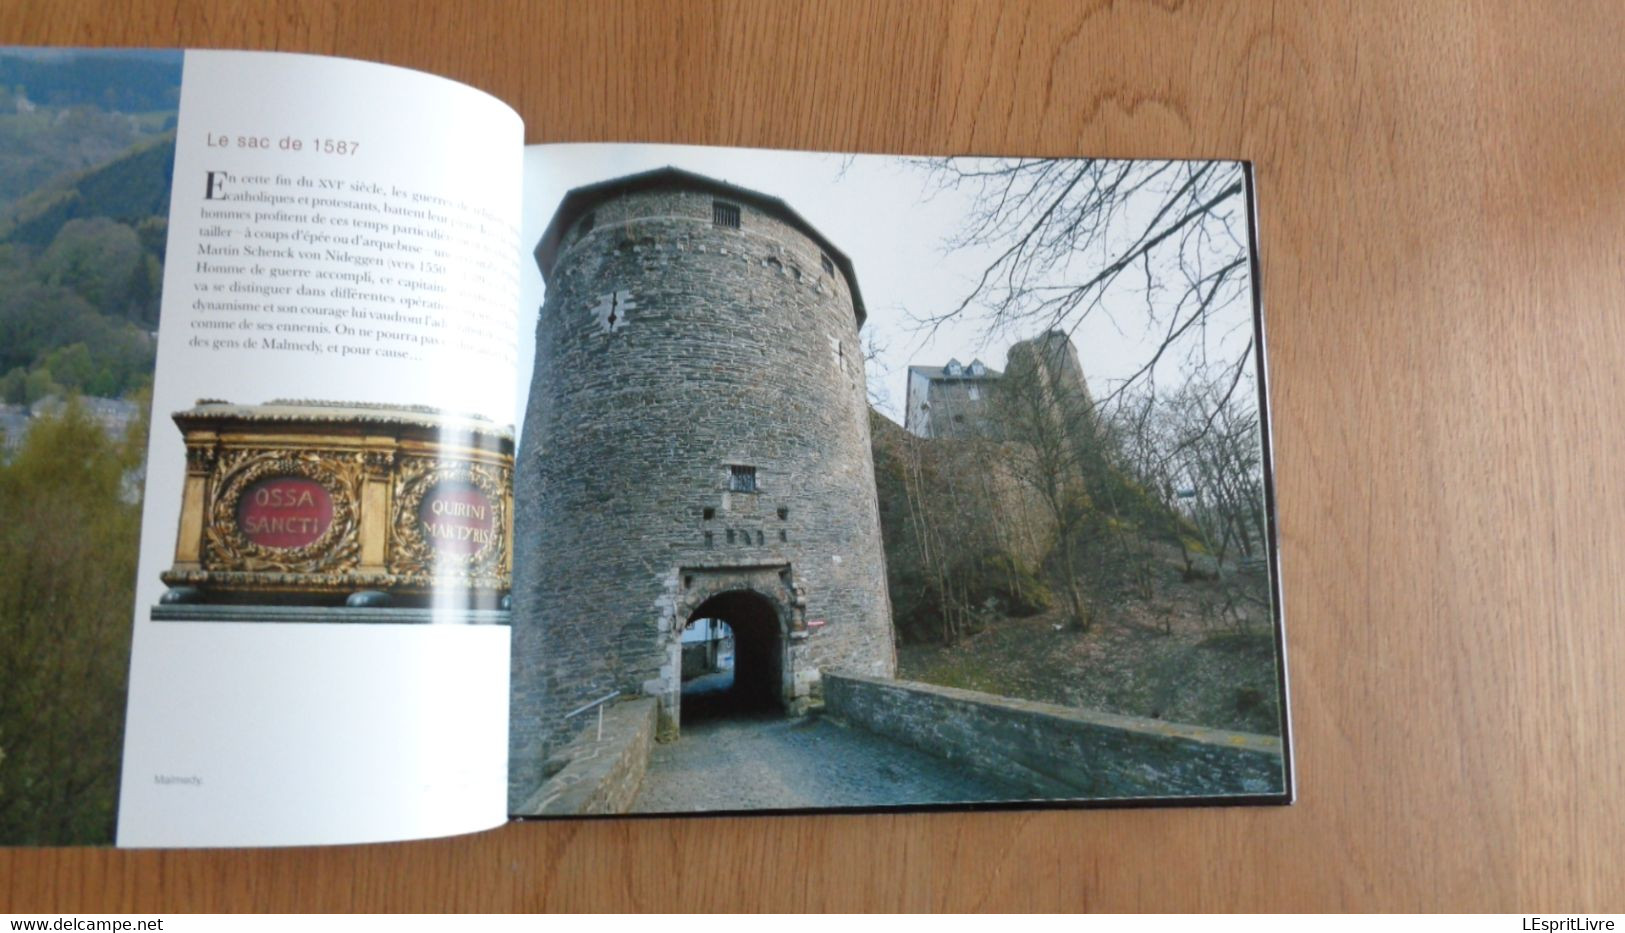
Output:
630,707,1026,813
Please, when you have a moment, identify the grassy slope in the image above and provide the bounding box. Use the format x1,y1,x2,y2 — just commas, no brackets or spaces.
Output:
895,567,1285,736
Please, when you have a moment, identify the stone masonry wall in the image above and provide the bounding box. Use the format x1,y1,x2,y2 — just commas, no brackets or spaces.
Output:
871,410,1055,575
920,375,1000,439
823,672,1286,800
518,698,657,816
510,180,896,808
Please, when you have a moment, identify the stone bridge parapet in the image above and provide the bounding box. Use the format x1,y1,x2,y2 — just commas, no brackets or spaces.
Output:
822,672,1287,801
518,697,658,816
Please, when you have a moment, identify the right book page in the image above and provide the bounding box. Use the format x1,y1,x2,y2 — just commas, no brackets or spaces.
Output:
508,144,1289,816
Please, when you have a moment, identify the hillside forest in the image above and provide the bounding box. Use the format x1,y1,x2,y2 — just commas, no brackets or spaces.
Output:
0,48,179,845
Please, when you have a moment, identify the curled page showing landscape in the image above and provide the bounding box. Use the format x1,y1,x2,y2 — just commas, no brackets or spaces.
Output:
116,50,523,848
0,48,184,847
0,46,524,848
507,146,1290,816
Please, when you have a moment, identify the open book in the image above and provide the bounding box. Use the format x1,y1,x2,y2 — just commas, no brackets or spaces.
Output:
0,48,1292,848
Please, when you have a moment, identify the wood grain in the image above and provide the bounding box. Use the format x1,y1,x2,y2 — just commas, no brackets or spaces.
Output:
2,0,1622,912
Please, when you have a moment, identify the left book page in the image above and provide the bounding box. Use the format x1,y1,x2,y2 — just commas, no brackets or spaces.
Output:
0,48,524,847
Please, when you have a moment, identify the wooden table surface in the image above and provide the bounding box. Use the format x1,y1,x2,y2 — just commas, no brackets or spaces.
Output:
3,0,1622,912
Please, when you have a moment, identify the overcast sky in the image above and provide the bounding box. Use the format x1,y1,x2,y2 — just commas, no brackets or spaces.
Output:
517,144,1257,425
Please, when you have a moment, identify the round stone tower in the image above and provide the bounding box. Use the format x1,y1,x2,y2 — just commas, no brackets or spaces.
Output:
509,168,895,804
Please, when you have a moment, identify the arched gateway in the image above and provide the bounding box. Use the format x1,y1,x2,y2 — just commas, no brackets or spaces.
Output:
661,566,804,733
684,592,781,713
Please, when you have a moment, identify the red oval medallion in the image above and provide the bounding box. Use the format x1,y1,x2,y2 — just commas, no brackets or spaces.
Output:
235,476,334,549
419,481,498,558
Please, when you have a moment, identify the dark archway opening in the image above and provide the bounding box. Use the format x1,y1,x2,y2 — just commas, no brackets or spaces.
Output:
680,590,783,725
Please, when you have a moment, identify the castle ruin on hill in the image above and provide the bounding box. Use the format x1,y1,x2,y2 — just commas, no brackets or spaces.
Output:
905,331,1092,441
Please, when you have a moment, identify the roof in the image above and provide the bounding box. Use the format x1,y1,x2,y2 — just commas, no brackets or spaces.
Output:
533,166,868,327
907,362,1001,381
171,399,513,442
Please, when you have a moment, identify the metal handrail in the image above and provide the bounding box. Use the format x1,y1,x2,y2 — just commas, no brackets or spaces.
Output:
564,690,622,719
564,690,622,740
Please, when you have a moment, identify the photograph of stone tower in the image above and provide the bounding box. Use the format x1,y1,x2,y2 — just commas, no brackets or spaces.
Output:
509,169,897,811
510,150,1290,817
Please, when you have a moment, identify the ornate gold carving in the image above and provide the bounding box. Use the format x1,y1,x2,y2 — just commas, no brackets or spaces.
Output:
389,456,511,583
161,401,514,602
203,449,362,574
173,399,514,439
361,449,395,477
185,443,217,474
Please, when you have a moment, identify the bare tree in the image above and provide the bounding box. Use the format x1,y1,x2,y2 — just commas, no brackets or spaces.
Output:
861,329,892,410
915,158,1252,413
894,157,1267,639
1128,375,1269,632
1161,376,1265,564
880,422,1006,645
991,334,1109,630
1111,382,1203,585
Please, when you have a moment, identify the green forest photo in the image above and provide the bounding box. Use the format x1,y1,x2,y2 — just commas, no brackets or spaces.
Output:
0,47,179,845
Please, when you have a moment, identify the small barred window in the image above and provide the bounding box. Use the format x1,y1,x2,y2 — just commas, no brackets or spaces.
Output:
713,201,741,228
728,464,757,493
